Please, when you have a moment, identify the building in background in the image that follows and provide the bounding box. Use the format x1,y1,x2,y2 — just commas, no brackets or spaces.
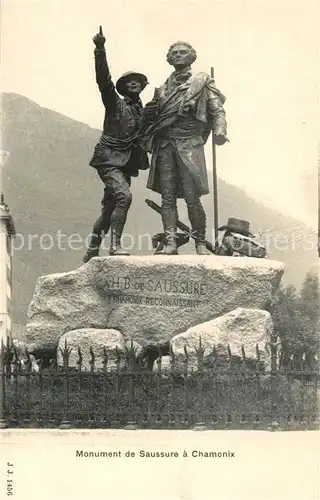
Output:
0,151,15,343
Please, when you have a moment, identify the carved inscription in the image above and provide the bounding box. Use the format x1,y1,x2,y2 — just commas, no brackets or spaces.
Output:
100,276,210,308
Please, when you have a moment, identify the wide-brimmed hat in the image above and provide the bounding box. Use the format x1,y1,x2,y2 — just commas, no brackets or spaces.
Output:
218,217,255,237
116,71,148,96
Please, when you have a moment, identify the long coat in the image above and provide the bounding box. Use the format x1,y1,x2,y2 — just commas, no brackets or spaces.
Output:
145,71,227,197
147,135,209,198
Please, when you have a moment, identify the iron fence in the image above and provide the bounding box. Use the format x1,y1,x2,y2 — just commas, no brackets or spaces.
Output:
0,336,319,430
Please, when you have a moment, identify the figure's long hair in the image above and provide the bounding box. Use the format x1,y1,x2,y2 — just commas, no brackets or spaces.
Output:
166,41,197,66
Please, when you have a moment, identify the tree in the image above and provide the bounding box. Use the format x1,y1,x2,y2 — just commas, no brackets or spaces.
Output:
297,272,319,354
272,284,301,344
271,272,319,368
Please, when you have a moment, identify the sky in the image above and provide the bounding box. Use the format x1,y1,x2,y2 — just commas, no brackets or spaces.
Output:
1,0,319,227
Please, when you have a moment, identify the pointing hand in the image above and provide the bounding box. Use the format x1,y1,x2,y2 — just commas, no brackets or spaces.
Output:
93,25,106,48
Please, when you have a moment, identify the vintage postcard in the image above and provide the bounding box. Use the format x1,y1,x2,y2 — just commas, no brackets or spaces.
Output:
0,0,319,498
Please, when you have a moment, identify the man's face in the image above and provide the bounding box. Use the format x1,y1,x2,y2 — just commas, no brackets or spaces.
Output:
169,44,191,69
125,79,142,96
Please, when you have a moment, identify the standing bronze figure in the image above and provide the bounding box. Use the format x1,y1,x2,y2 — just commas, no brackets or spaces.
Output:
143,42,228,255
83,26,149,262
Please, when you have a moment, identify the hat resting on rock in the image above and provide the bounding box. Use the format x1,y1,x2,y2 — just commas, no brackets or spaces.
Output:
218,217,255,238
116,71,148,96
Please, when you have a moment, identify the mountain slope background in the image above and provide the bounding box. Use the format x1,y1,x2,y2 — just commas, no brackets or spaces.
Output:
1,93,317,332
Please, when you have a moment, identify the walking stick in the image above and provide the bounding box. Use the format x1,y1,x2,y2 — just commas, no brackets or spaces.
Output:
318,154,320,258
210,67,219,251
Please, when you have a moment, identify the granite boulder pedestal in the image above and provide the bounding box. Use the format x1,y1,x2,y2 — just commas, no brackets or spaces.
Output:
153,307,274,374
24,255,284,361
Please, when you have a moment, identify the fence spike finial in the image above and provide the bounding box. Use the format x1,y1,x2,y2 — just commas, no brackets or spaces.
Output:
195,336,205,357
213,344,217,356
102,346,108,365
183,344,188,359
156,346,162,369
256,344,260,362
241,345,246,360
89,346,95,370
227,344,232,359
169,342,175,363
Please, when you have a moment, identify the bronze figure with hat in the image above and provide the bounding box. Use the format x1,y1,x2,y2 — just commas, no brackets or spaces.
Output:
116,71,148,97
218,217,254,237
216,217,266,258
83,26,149,262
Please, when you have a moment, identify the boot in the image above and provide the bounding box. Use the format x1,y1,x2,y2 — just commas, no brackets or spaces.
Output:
193,228,211,255
157,228,178,255
82,233,101,263
83,249,99,263
185,201,211,255
109,246,130,256
195,243,211,255
109,220,130,256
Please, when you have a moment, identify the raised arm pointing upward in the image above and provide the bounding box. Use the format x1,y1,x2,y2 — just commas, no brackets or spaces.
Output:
83,26,149,261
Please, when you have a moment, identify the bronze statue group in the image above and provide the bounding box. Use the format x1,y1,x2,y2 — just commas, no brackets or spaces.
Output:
83,26,265,262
